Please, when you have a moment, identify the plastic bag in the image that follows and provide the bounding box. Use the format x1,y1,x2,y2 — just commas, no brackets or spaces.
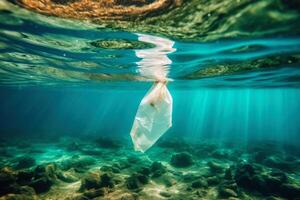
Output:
130,33,175,152
130,82,172,152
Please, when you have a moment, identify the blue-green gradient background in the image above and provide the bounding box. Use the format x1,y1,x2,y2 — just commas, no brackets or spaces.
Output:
1,86,299,146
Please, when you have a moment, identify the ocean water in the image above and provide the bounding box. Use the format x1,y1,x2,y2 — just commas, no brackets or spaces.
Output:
1,0,300,199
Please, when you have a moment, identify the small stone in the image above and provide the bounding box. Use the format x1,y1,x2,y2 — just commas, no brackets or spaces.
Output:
112,167,121,173
191,179,208,188
219,188,238,198
160,176,176,187
181,173,198,182
33,163,59,182
16,157,36,169
0,167,17,195
61,156,96,171
99,173,114,188
83,188,105,198
100,165,112,172
222,181,238,192
125,173,147,190
234,163,256,189
57,171,78,183
113,177,123,185
159,191,172,197
126,175,140,190
138,167,151,176
207,161,224,173
30,177,53,194
100,164,120,174
170,152,194,167
150,162,166,177
45,163,58,179
34,165,46,179
112,163,121,169
195,189,207,197
207,176,220,186
152,170,164,178
137,173,149,184
211,149,230,159
15,186,36,195
79,172,100,191
17,170,35,185
117,161,131,170
151,162,165,172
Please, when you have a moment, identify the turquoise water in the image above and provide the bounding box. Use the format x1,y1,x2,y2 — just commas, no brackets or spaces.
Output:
1,12,300,144
1,88,300,146
1,12,300,87
1,0,300,199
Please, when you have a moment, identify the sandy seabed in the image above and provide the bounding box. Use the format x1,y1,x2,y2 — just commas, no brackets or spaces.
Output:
0,136,300,200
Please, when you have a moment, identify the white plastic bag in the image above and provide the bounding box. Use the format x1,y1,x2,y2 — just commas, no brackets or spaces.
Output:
130,34,175,152
130,82,172,152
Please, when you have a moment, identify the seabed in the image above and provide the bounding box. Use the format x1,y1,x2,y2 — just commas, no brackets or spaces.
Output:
0,136,300,200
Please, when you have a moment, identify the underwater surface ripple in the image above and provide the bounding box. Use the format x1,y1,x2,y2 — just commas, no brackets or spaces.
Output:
0,1,300,88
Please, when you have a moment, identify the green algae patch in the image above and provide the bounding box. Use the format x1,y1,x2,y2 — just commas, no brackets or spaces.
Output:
90,39,155,50
184,54,300,80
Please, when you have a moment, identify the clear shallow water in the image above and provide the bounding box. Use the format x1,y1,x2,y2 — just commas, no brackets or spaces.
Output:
1,1,300,143
1,0,300,199
1,87,300,146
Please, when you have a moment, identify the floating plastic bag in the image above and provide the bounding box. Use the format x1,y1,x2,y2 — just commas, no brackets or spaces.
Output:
130,82,172,152
130,34,175,152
